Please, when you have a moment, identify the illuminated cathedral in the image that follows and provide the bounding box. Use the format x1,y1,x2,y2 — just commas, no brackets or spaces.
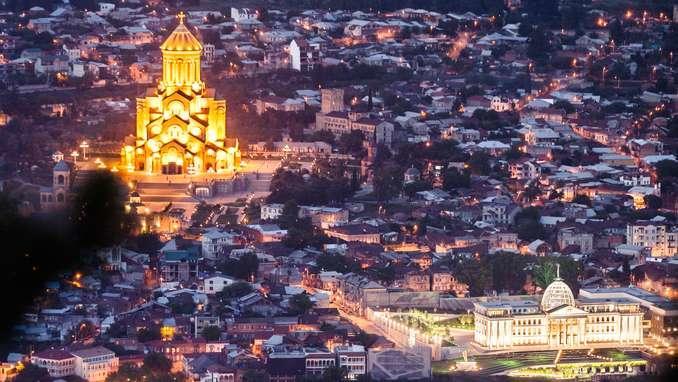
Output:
120,12,240,175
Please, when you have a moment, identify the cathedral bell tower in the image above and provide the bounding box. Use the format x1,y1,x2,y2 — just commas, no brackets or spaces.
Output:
158,12,204,93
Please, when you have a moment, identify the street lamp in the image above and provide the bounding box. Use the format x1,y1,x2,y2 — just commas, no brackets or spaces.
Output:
79,141,89,160
602,66,607,83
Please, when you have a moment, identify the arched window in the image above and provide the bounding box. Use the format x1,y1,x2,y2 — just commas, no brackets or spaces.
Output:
168,100,184,116
57,193,64,202
168,125,183,139
57,174,65,185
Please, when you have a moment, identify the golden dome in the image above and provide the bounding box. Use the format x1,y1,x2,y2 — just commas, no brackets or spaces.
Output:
160,12,202,52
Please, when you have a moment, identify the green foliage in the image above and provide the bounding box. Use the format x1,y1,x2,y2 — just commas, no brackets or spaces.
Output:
552,100,575,114
243,200,261,224
442,168,471,191
513,207,546,242
373,161,404,202
316,253,360,273
572,194,592,206
467,152,491,176
338,130,366,158
14,364,50,382
137,326,161,342
67,319,97,342
373,265,396,284
201,325,221,341
470,109,503,130
289,293,314,315
644,194,662,210
448,250,582,297
242,370,270,382
532,261,557,289
217,282,253,301
655,160,678,182
449,256,491,296
169,294,196,315
143,352,172,374
268,169,353,205
106,353,187,382
321,365,348,382
488,252,531,293
403,180,431,198
307,129,336,145
527,26,552,64
218,253,259,280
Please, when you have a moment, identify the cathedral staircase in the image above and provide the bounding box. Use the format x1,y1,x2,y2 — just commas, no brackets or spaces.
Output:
135,182,197,204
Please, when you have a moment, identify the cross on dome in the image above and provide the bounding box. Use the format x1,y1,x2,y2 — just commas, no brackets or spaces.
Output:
177,11,186,24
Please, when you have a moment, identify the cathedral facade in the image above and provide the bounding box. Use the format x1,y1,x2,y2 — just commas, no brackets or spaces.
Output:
121,13,240,175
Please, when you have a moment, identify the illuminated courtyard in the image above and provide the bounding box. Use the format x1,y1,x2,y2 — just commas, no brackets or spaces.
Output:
432,349,648,378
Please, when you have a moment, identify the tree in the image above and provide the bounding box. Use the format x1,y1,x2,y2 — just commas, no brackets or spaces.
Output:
279,200,300,228
218,253,259,280
403,180,430,199
308,129,336,145
644,194,663,210
467,152,491,176
572,194,592,206
487,252,531,293
289,293,314,315
338,130,366,157
218,282,253,300
243,200,261,224
169,294,196,315
373,161,403,202
552,100,575,114
655,160,678,182
201,325,221,341
516,218,545,242
106,353,186,382
442,168,470,191
514,207,546,241
143,353,172,374
137,326,161,342
527,27,551,64
523,181,542,202
242,370,270,382
451,256,490,296
14,364,50,382
322,365,348,382
68,319,98,342
667,116,678,138
532,261,557,290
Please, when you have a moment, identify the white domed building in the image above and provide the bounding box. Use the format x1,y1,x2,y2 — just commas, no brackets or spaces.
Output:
473,266,644,350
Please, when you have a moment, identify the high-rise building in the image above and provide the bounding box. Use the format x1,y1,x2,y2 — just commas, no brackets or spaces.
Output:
120,13,240,175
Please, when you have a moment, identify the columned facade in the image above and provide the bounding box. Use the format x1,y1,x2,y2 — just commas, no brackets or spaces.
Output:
474,278,644,350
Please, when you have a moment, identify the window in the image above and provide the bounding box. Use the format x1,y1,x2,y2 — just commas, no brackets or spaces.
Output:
169,125,183,139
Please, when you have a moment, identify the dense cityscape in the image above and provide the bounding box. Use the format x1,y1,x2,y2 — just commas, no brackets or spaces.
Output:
0,0,677,381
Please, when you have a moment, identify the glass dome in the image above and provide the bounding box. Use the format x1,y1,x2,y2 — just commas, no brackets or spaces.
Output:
540,279,575,311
